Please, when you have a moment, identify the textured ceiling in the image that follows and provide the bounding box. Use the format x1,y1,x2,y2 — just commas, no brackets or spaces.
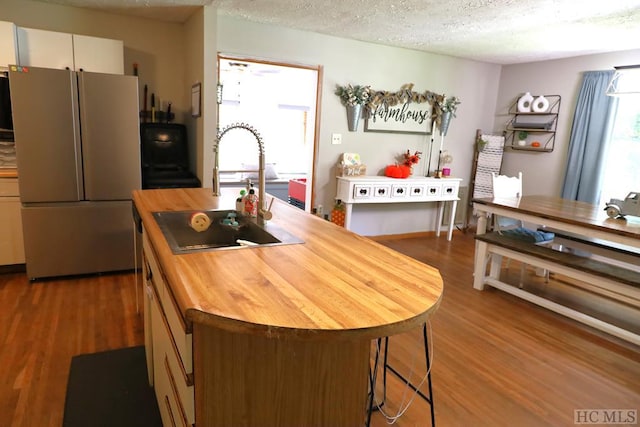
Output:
34,0,640,64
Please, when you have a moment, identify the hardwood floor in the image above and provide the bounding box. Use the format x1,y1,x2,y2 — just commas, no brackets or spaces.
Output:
0,271,143,427
0,231,638,427
371,231,640,426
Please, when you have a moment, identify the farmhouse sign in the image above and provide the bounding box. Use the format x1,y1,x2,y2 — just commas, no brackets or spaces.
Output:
365,102,433,134
364,84,440,135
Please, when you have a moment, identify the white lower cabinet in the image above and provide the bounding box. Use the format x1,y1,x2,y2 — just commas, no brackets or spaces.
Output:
143,231,194,426
0,178,25,265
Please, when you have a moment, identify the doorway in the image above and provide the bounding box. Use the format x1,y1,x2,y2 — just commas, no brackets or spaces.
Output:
217,54,320,212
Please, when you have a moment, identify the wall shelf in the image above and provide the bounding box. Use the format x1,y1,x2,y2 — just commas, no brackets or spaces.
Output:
504,94,560,152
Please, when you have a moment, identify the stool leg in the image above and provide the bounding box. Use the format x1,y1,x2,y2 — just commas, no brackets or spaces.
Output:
382,336,389,407
370,326,436,427
422,323,436,427
366,338,383,427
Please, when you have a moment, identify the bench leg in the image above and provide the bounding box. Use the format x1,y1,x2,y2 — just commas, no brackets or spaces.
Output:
489,253,502,281
474,214,489,290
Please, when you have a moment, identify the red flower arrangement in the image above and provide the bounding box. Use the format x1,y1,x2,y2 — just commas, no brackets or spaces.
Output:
403,150,422,167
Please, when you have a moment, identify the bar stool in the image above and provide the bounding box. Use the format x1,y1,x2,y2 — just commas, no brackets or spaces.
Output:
366,322,435,426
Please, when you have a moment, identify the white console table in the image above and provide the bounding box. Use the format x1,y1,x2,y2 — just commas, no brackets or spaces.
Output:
336,176,461,240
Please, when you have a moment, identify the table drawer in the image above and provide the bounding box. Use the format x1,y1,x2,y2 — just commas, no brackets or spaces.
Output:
353,184,371,199
373,185,390,197
409,185,425,197
443,182,459,197
391,184,408,198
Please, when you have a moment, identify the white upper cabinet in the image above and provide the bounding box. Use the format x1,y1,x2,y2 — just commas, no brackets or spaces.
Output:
16,27,123,74
17,27,74,70
73,34,124,74
0,21,18,68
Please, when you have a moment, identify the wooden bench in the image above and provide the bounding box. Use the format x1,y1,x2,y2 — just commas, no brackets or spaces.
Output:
474,232,640,345
477,232,640,288
539,228,640,271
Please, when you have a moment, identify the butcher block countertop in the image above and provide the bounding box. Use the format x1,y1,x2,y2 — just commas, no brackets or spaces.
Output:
133,187,443,341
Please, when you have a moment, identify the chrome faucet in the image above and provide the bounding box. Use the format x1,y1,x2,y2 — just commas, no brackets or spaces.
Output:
212,123,271,223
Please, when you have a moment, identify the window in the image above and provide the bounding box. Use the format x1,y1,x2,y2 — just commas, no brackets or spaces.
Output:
599,71,640,206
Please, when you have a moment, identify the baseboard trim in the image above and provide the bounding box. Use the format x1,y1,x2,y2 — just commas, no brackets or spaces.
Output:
367,231,438,241
0,263,26,274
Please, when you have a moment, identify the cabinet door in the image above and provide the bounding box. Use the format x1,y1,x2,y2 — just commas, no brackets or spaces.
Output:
0,178,25,265
16,27,74,70
143,251,154,387
0,198,24,265
0,21,18,68
73,34,123,74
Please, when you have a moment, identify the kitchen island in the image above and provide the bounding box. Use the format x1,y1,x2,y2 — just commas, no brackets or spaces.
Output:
133,187,443,426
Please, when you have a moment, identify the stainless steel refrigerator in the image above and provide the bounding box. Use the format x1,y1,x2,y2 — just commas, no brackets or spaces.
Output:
9,65,141,279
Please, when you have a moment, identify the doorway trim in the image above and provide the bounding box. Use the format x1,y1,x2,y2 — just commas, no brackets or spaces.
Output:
217,53,323,212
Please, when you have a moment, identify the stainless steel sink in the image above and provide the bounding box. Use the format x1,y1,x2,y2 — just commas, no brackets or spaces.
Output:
152,210,304,254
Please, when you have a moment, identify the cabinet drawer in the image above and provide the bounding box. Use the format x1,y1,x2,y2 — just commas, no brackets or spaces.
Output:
162,355,192,427
150,284,194,426
159,279,193,375
143,232,193,374
0,179,19,197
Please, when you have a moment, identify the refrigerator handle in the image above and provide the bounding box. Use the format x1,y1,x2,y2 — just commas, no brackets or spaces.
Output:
71,72,85,199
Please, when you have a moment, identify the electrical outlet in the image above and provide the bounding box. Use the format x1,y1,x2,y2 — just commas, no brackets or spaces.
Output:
316,205,323,216
331,133,342,145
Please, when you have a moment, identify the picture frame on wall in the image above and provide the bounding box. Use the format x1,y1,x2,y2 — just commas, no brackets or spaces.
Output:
364,100,433,134
191,82,201,118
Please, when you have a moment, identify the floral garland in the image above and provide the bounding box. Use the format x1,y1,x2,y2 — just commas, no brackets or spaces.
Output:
366,84,460,128
335,83,461,128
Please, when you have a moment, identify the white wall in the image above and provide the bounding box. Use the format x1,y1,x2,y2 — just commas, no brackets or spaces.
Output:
7,2,637,235
183,8,205,181
495,49,640,197
213,16,502,235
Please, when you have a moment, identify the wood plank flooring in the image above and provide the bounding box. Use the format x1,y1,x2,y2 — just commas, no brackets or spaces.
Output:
0,272,143,427
0,230,638,427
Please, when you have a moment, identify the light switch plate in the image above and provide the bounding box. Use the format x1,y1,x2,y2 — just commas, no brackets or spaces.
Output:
331,133,342,145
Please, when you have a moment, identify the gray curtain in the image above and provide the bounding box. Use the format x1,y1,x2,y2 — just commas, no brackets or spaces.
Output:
561,70,617,203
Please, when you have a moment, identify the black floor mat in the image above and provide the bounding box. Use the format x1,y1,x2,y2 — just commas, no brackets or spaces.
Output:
63,346,162,427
